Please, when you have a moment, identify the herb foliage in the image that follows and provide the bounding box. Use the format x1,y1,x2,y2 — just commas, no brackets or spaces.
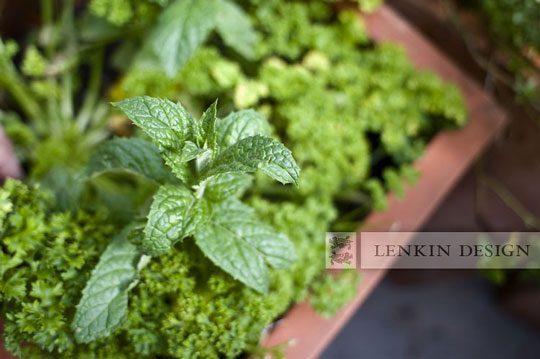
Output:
0,0,469,357
70,96,299,342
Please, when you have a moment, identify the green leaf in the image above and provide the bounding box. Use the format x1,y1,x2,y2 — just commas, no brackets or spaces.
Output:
215,0,258,59
148,0,220,77
112,96,195,151
216,109,270,148
178,141,206,163
204,172,252,202
150,0,170,6
161,141,206,181
206,135,300,185
72,233,141,343
199,100,218,150
86,137,169,182
143,185,210,255
0,185,14,229
194,199,296,293
41,167,84,211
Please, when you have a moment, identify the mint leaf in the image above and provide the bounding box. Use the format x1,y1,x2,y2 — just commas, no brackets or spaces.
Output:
199,100,218,150
86,137,169,182
41,167,84,211
204,172,252,202
143,185,210,256
194,199,296,293
162,141,206,181
148,0,220,77
72,233,142,343
215,0,258,59
216,109,270,148
206,135,300,185
255,232,297,269
113,96,195,151
179,141,206,162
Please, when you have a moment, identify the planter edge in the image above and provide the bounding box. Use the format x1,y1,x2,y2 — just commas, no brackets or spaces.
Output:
260,5,507,358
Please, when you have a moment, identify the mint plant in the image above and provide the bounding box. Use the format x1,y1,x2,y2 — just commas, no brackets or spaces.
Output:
72,96,299,342
135,0,258,76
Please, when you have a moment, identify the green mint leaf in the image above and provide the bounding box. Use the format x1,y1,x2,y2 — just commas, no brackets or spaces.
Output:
215,0,258,59
204,172,252,202
148,0,220,77
86,137,169,182
72,233,141,343
255,232,297,269
206,135,300,185
194,199,296,293
41,167,84,211
216,109,271,148
179,141,206,163
143,185,210,256
161,141,206,181
199,100,218,150
112,96,195,151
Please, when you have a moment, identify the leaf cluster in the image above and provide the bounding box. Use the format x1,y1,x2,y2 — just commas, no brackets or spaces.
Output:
0,180,113,356
71,96,299,343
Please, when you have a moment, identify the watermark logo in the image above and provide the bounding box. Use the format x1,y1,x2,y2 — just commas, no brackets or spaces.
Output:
326,232,357,269
359,232,540,269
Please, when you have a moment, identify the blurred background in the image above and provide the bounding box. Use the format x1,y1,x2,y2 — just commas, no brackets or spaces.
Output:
325,0,540,357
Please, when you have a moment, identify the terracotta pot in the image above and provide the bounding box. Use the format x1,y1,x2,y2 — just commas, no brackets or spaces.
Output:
0,4,507,359
260,5,506,358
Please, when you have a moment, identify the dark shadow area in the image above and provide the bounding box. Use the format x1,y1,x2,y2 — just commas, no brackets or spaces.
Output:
322,276,540,359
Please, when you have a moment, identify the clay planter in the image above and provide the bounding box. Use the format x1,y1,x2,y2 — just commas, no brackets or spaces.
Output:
0,4,506,359
260,5,506,358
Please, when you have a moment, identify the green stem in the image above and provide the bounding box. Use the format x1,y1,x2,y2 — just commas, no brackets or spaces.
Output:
195,181,207,199
77,27,144,53
40,0,55,57
61,71,74,121
41,0,64,134
59,0,77,125
87,101,109,132
46,79,63,136
76,49,104,132
81,128,109,149
0,56,45,132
